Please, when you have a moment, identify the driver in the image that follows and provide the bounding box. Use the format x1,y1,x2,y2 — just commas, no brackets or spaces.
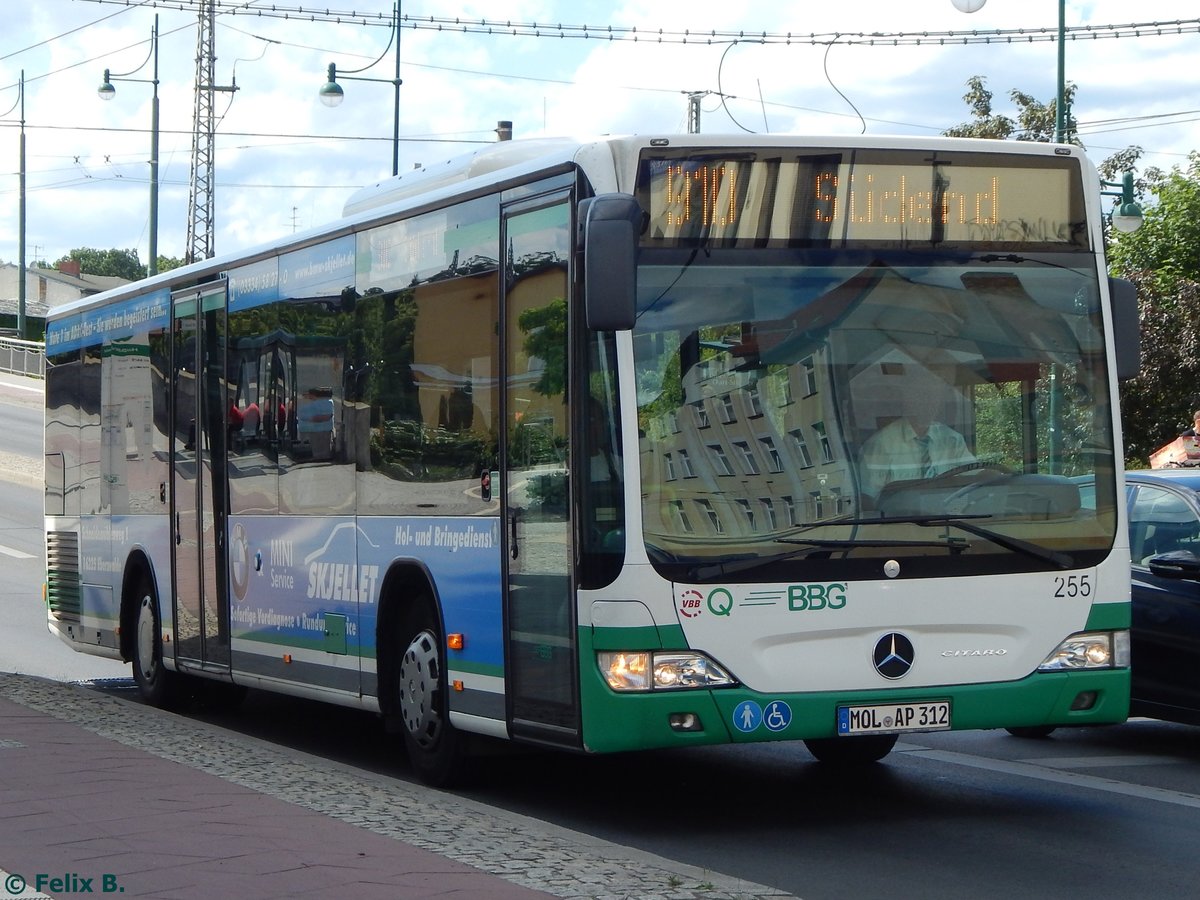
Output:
859,389,975,503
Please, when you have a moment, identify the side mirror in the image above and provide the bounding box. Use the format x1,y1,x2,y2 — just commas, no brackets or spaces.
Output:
1109,277,1140,381
580,194,643,332
1147,549,1200,580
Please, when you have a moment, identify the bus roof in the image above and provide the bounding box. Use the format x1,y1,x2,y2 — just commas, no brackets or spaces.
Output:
45,133,1090,327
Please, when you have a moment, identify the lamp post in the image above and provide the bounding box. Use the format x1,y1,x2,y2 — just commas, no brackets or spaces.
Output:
951,0,1067,143
98,14,159,277
1,72,27,336
318,1,402,176
18,71,24,337
1,71,26,337
1102,172,1144,234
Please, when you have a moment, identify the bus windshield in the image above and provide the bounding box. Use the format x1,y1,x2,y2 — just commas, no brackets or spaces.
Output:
632,249,1119,582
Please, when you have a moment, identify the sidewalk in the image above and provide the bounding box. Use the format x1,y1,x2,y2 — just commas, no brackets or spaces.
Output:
0,675,789,900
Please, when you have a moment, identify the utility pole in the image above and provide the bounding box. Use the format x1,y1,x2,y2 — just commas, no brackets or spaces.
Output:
685,92,714,134
186,0,237,263
687,92,704,134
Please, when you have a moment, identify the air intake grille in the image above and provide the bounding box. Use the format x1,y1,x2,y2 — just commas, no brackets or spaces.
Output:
46,530,81,621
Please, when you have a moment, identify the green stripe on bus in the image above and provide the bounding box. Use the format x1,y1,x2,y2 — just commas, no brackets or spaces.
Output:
1085,601,1130,630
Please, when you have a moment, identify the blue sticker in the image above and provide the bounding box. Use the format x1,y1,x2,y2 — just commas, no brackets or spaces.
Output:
763,700,792,732
733,700,762,733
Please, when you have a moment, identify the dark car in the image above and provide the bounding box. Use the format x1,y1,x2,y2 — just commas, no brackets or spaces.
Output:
1125,469,1200,725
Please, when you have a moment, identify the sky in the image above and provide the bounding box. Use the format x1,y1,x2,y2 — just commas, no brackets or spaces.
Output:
0,0,1196,272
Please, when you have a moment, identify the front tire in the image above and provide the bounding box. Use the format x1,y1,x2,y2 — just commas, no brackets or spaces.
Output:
1005,726,1057,739
131,575,181,709
396,598,467,786
804,733,898,764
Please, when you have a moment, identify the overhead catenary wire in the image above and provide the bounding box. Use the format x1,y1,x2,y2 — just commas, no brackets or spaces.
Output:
63,1,1200,46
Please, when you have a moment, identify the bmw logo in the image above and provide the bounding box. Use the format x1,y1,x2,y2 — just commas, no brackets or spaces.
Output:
873,632,915,680
229,523,250,602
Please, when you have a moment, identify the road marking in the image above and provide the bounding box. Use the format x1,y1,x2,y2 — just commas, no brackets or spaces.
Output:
900,745,1200,810
0,376,43,394
0,543,35,559
1027,755,1190,769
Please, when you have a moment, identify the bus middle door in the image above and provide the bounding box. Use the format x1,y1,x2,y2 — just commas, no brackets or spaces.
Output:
171,282,232,673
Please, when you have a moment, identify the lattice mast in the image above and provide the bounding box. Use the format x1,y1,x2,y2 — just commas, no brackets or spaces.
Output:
185,0,217,263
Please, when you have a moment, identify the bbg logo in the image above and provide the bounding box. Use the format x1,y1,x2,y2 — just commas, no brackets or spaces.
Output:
788,583,847,611
701,583,849,618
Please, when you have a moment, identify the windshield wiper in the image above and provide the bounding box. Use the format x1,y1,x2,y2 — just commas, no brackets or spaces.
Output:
916,515,1073,569
690,534,968,581
794,514,1074,570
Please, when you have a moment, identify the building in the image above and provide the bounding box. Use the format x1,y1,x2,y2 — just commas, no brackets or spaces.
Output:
0,260,130,337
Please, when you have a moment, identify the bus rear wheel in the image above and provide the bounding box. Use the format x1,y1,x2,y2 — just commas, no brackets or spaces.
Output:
395,600,467,786
131,575,181,709
804,733,898,764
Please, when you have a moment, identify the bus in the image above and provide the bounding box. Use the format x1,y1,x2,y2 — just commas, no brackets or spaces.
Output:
44,135,1139,785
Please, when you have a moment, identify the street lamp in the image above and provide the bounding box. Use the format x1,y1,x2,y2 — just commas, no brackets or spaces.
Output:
318,1,402,176
97,14,160,277
1,71,26,336
951,0,1068,143
1102,172,1144,234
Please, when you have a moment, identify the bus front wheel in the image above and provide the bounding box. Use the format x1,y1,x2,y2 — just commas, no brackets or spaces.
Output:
804,733,898,764
131,575,181,709
395,599,467,786
1005,726,1057,738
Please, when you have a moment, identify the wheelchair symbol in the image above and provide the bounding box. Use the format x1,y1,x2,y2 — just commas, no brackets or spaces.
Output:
763,700,792,732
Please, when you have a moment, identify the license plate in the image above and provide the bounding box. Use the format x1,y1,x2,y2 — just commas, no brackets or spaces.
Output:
837,700,951,735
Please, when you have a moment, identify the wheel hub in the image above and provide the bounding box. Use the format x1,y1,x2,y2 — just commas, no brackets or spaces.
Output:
136,596,157,680
398,629,442,748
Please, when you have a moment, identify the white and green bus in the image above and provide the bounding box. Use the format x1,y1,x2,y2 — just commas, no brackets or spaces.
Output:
44,135,1137,784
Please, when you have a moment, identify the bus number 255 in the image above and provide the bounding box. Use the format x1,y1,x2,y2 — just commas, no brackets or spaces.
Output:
1053,574,1092,598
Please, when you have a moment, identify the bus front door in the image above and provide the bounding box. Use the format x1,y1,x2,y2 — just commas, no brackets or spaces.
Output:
170,283,232,672
502,196,580,745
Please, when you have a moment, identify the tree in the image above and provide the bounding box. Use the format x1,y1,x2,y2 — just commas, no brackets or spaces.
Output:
1107,154,1200,464
943,75,1078,143
156,255,186,274
1118,274,1200,464
1107,152,1200,296
55,247,145,281
519,297,568,397
50,247,186,280
943,76,1013,140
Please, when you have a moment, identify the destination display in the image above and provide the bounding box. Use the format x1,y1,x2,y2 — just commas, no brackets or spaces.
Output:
637,150,1085,247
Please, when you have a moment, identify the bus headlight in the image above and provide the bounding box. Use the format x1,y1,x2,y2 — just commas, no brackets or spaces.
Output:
1037,630,1130,671
598,651,736,691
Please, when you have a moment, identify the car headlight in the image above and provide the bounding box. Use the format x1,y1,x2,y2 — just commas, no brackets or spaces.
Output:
597,651,736,691
1037,630,1130,671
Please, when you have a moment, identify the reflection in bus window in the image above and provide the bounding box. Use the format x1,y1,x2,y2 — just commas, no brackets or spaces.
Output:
353,196,501,517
